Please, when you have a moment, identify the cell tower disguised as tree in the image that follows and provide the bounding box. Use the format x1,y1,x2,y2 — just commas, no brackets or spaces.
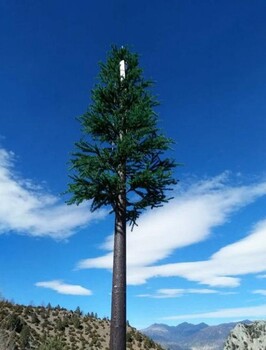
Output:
67,46,177,350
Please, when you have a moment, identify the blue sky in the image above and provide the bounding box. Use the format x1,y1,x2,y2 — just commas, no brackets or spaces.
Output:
0,0,266,329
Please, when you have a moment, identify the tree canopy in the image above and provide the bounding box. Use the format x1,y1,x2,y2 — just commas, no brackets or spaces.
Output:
67,46,177,227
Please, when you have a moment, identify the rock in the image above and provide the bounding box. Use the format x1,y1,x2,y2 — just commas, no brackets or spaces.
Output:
223,321,266,350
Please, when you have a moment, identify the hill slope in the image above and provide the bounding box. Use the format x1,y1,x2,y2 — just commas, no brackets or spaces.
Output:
0,300,163,350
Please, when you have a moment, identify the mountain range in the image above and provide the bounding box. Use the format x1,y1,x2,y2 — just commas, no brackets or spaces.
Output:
141,320,252,350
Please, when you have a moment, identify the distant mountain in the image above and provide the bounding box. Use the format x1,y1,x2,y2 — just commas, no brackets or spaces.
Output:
224,321,266,350
141,320,252,350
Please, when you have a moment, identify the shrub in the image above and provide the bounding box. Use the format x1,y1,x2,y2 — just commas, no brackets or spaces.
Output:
20,325,31,349
6,314,24,333
38,336,64,350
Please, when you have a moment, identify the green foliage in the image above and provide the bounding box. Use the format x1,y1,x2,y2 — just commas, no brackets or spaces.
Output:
6,314,24,333
55,318,65,332
19,325,30,349
74,306,82,316
38,336,64,350
126,331,134,343
72,315,82,329
31,313,39,325
67,45,177,226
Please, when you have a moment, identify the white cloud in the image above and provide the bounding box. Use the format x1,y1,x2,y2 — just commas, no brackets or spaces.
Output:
0,147,106,239
77,173,266,287
127,218,266,287
137,288,219,298
253,290,266,296
35,280,92,296
162,304,266,321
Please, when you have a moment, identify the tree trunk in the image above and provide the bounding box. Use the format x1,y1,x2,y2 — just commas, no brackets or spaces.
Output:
110,189,127,350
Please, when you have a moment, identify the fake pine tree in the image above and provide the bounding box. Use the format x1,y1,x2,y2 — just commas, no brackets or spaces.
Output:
67,46,177,350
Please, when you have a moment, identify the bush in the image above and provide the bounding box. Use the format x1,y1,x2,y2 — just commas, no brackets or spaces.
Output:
6,314,24,333
38,336,64,350
20,325,31,349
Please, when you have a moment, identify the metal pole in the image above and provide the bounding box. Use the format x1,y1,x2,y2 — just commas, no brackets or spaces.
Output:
110,59,127,350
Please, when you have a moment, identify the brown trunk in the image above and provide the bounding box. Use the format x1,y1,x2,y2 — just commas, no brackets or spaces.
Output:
110,187,127,350
110,72,127,349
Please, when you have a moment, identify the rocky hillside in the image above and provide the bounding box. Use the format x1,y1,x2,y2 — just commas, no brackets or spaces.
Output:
0,300,163,350
141,321,252,350
224,321,266,350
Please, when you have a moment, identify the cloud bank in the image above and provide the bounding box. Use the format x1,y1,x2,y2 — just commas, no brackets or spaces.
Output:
253,290,266,296
137,288,220,299
0,148,105,239
162,304,266,321
77,173,266,287
137,217,266,288
35,280,92,296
